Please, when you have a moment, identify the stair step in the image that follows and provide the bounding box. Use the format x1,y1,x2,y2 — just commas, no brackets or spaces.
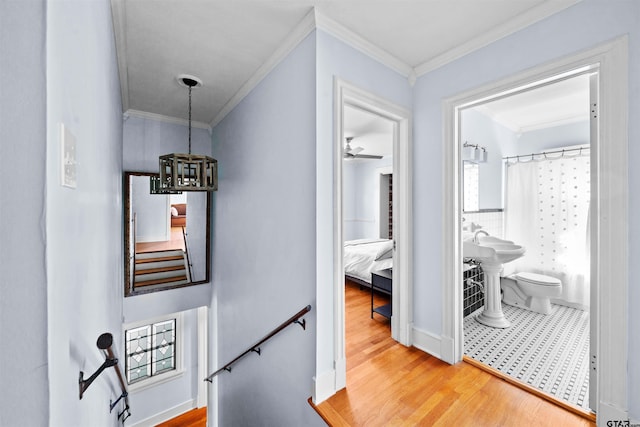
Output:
135,259,185,272
135,269,187,283
136,255,184,264
135,275,189,287
135,264,186,276
136,249,184,259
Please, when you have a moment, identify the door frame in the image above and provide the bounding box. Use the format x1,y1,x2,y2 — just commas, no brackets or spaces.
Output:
441,37,628,421
332,78,413,390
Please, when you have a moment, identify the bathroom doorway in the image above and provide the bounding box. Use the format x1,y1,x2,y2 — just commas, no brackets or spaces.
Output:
458,71,594,414
441,38,628,425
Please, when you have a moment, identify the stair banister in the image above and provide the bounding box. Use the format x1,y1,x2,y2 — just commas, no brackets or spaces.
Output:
204,305,311,382
79,332,131,422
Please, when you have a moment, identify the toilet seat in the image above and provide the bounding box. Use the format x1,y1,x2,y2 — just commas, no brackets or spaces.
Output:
515,272,561,287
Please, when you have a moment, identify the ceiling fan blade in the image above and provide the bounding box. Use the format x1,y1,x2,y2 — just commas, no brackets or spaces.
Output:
354,154,383,159
349,146,364,156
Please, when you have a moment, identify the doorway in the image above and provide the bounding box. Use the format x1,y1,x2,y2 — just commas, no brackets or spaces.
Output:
441,38,629,423
458,71,594,413
332,79,412,391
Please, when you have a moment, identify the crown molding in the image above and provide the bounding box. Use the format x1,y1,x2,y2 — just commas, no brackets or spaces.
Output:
210,8,416,128
210,8,317,128
314,11,413,79
414,0,582,76
110,0,130,112
125,109,212,133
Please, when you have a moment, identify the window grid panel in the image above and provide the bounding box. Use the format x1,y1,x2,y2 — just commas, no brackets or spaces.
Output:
126,325,151,384
151,319,176,376
125,318,177,385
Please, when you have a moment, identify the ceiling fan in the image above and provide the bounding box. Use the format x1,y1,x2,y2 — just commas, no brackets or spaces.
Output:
344,137,383,160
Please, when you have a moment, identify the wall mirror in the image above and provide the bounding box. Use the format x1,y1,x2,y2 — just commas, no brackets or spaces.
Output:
124,171,211,296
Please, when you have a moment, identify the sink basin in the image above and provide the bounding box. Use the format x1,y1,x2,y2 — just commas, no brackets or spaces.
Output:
463,236,525,265
463,234,526,329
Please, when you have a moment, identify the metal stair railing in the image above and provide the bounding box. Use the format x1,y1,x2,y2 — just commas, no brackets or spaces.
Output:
204,305,311,382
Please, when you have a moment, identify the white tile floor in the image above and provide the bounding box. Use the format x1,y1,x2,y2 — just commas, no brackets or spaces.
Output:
464,302,590,410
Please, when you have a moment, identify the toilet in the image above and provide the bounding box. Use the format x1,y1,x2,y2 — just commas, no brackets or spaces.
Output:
500,272,562,315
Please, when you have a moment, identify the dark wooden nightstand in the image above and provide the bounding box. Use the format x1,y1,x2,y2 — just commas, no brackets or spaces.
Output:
371,269,392,319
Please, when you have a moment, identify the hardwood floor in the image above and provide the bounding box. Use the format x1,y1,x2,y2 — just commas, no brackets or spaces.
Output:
312,281,596,427
136,227,185,253
155,407,206,427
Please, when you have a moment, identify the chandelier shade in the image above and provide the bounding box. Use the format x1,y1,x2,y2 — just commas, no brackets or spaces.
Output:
158,153,218,191
157,74,218,193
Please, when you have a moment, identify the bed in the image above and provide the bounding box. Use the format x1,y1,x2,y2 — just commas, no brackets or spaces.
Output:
344,238,393,287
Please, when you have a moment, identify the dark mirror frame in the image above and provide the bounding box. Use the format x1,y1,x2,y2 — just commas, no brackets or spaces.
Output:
124,171,211,297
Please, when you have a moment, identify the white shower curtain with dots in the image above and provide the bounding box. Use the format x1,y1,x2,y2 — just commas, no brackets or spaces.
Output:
504,154,590,309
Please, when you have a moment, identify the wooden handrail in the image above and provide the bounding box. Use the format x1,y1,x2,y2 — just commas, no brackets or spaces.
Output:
204,305,311,382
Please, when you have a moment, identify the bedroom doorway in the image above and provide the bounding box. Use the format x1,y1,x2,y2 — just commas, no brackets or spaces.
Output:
332,79,412,391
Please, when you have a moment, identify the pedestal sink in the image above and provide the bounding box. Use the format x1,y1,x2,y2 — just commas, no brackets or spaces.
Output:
464,234,525,328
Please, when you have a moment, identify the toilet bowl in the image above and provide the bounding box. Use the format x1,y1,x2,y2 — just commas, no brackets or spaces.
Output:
501,272,562,314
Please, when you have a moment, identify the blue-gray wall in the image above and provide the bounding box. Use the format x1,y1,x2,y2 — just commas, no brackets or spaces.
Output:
211,32,321,427
0,1,49,425
414,0,639,418
343,157,393,240
45,0,124,425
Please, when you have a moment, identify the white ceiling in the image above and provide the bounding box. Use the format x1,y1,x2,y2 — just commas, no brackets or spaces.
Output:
111,0,580,128
472,73,591,134
344,105,394,158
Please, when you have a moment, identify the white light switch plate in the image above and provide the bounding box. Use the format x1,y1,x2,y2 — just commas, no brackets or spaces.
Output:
60,123,77,188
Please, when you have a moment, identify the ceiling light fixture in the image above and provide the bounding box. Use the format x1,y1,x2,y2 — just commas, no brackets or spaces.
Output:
157,75,218,192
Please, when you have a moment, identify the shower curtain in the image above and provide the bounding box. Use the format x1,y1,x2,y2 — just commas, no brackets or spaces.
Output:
504,154,590,309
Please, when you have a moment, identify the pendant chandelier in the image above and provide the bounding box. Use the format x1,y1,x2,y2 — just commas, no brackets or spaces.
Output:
157,75,218,192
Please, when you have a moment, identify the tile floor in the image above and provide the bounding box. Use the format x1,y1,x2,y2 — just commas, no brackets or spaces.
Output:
464,302,590,410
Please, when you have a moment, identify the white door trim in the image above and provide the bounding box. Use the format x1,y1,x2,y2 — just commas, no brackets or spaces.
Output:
333,78,413,391
441,37,628,421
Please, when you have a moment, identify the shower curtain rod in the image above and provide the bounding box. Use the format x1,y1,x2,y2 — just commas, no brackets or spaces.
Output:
502,145,589,162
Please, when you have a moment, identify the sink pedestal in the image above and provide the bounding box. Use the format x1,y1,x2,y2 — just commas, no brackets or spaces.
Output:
476,262,511,328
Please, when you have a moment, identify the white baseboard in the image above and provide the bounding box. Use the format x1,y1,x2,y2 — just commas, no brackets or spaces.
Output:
412,326,442,360
129,399,196,427
334,357,346,391
596,401,628,426
312,368,336,405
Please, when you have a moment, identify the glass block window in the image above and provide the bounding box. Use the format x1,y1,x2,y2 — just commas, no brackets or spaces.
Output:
125,318,176,384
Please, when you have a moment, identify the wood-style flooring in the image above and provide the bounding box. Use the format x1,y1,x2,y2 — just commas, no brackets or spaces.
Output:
155,407,206,427
136,226,185,253
311,281,596,427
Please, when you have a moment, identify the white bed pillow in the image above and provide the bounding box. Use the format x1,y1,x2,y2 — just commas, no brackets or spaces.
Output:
374,240,394,260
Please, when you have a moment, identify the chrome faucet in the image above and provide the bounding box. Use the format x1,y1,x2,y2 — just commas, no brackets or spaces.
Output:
473,229,489,243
